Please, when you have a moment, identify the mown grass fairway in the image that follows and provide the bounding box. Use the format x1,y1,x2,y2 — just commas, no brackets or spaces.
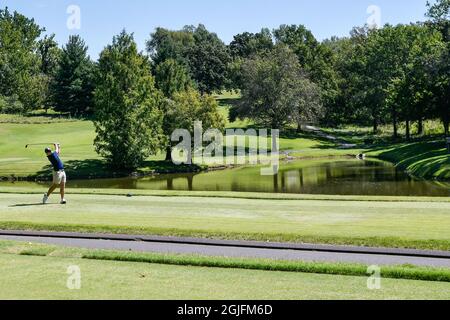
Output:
1,192,450,250
1,252,449,300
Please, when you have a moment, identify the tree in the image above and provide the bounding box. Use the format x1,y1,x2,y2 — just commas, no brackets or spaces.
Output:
147,25,230,94
292,79,323,132
273,25,338,125
233,45,323,129
94,31,164,170
53,35,95,116
186,25,231,94
427,0,450,135
385,25,444,139
229,29,273,59
38,34,60,76
154,58,193,98
228,29,274,90
146,27,194,67
162,88,226,161
0,7,44,112
323,31,370,126
37,34,61,112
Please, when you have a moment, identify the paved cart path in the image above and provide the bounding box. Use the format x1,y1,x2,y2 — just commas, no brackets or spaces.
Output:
1,231,449,268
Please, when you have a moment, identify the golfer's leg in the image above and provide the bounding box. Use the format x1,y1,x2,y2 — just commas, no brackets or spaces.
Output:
47,184,57,196
60,182,65,200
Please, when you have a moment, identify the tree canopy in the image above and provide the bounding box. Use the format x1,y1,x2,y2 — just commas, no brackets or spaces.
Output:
93,31,164,170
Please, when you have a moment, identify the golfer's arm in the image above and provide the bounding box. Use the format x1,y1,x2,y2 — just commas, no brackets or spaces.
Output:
54,143,61,155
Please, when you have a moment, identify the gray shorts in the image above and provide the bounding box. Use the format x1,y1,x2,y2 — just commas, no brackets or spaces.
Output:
52,170,67,185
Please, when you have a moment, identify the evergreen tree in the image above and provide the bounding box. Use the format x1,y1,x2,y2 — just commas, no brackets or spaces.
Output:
53,35,94,115
154,58,193,98
94,31,164,170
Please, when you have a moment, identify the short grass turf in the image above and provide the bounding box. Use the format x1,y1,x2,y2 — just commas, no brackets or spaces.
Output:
0,252,449,300
0,192,450,250
2,240,448,283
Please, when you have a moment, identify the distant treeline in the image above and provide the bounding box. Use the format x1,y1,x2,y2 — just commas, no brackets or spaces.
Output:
0,1,449,168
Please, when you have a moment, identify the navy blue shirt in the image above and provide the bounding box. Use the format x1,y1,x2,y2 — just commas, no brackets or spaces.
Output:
47,152,64,171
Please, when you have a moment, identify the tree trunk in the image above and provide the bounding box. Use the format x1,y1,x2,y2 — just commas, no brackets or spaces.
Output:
165,146,172,162
406,120,411,141
417,118,423,136
392,108,398,139
444,118,449,137
187,175,193,191
373,118,378,134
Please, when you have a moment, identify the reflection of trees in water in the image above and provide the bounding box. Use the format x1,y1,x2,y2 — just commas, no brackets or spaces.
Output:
165,174,195,191
37,160,450,197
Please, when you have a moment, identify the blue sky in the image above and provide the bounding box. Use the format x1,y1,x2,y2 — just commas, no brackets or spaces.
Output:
3,0,431,59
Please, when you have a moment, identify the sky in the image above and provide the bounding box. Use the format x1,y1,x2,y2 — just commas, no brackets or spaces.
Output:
2,0,431,59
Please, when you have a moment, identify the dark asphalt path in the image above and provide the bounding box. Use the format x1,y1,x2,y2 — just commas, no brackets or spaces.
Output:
1,232,449,268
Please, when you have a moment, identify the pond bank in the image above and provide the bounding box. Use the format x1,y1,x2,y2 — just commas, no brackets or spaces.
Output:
367,139,450,181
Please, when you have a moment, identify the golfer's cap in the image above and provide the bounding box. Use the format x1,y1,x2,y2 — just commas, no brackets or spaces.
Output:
45,147,52,154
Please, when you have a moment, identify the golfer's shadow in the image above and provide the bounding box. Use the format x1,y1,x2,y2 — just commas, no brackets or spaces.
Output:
9,203,57,208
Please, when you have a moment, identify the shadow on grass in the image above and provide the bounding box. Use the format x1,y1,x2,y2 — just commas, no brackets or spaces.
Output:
217,97,241,108
9,203,53,208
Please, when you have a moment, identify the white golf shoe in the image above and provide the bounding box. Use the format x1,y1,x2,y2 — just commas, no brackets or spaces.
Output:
42,194,49,204
60,199,67,205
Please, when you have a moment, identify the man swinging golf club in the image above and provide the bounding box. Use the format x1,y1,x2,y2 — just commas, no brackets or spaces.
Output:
43,143,67,205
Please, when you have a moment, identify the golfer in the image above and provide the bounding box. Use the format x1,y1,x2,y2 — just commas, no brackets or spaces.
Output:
43,143,67,205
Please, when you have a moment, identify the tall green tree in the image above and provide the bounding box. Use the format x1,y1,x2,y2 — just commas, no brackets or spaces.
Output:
186,25,231,94
154,58,193,98
37,34,61,112
273,25,338,125
233,45,323,129
227,29,274,90
0,7,44,112
147,25,230,94
385,25,444,139
53,35,95,116
163,88,225,161
146,27,194,67
229,29,273,59
38,34,60,76
94,31,164,170
427,0,450,135
323,30,370,126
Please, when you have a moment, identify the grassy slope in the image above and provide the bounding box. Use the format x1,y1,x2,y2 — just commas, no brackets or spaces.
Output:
0,242,449,299
1,192,449,250
324,125,450,180
368,140,450,180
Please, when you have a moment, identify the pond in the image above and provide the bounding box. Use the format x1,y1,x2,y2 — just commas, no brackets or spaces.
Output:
4,158,449,197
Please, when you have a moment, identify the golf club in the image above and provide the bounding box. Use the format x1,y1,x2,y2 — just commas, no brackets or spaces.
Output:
25,143,54,149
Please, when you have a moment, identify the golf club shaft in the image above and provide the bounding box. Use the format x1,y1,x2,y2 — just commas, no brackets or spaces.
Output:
25,143,54,148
